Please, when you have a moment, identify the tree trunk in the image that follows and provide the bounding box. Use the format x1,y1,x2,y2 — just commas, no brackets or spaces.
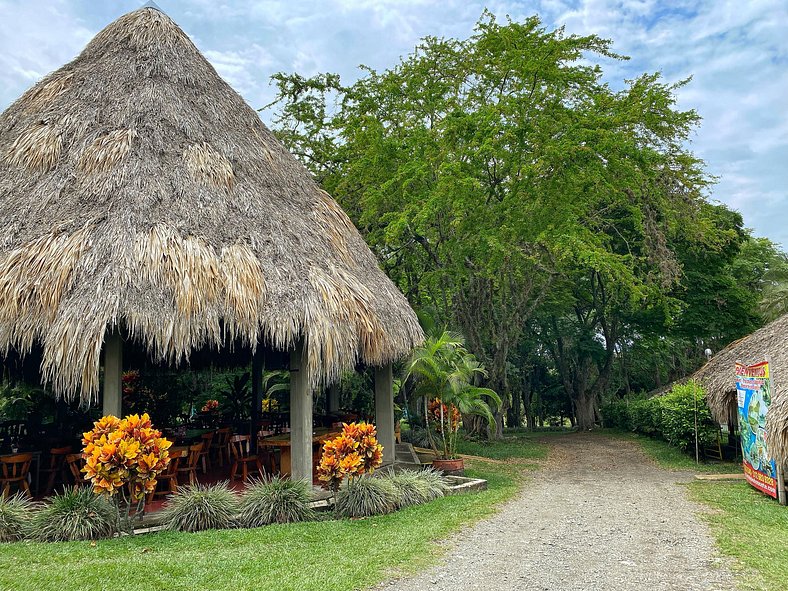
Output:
575,392,596,430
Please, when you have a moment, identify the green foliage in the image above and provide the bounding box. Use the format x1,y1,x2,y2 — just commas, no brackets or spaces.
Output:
335,476,400,518
266,10,773,433
405,330,501,458
628,398,662,436
399,425,434,448
157,482,239,533
658,381,719,452
385,469,447,508
603,381,719,455
28,487,119,542
0,493,35,542
237,476,315,527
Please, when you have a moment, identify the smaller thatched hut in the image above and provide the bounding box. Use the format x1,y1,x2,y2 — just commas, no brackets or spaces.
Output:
693,313,788,469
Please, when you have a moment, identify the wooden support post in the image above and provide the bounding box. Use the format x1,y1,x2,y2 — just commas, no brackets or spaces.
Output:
778,464,787,505
327,383,340,414
251,349,264,448
102,332,123,417
374,363,395,466
290,342,313,482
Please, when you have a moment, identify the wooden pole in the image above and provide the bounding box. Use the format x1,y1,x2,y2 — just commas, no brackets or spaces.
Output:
374,363,395,466
251,348,263,446
327,383,340,414
767,356,786,504
289,341,313,482
102,332,123,417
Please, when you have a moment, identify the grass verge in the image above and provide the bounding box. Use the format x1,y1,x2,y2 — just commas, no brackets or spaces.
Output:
618,426,786,590
0,437,544,591
602,428,740,473
688,481,788,591
456,429,552,461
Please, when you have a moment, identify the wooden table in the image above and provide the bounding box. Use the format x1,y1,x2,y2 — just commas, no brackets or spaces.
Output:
257,429,340,477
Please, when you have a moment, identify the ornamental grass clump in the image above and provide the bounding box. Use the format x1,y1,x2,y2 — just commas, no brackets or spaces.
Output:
28,486,119,542
386,468,448,509
157,482,239,532
335,475,400,519
0,493,35,542
237,476,315,528
416,467,451,497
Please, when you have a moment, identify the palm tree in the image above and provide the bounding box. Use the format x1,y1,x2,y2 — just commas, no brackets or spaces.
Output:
405,331,501,458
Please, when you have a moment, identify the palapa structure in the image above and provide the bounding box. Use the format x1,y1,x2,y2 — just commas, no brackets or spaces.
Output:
693,313,788,468
0,6,423,478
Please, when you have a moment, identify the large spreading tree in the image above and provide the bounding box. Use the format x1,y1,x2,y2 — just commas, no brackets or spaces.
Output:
266,12,776,432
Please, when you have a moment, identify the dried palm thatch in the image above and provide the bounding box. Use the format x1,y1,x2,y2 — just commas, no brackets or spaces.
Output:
0,7,423,403
693,313,788,464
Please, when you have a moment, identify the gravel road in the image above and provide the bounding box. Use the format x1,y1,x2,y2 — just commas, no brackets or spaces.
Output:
377,433,737,591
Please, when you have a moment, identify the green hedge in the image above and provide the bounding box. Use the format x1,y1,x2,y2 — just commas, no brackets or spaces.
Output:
602,381,719,454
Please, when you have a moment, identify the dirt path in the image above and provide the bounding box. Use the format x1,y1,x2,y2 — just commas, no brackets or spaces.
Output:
377,433,736,591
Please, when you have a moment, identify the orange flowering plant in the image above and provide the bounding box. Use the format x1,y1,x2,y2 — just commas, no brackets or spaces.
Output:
317,422,383,493
82,413,172,523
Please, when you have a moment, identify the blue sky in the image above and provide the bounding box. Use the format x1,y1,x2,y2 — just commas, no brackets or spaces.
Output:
1,0,786,247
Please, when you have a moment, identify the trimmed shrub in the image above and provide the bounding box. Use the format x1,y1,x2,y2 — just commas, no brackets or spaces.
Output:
335,476,400,518
629,398,662,436
157,482,239,532
601,399,630,430
386,469,447,508
658,381,719,452
602,396,661,434
29,486,119,542
0,493,35,542
237,476,315,527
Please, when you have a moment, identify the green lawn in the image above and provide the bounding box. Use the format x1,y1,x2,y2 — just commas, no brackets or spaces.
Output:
456,429,551,461
0,437,544,591
689,481,788,591
602,428,741,473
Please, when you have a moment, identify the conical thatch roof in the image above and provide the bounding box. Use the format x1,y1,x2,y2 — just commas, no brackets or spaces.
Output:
693,313,788,465
0,7,423,403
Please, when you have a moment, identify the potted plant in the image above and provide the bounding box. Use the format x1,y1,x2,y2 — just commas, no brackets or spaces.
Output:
405,331,500,474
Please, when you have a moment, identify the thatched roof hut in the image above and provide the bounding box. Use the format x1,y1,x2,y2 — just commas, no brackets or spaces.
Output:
693,313,788,465
0,7,423,404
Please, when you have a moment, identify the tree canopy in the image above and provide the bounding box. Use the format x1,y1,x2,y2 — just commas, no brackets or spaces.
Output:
266,11,785,432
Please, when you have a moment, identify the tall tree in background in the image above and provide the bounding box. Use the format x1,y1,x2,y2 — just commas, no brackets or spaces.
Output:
266,12,767,432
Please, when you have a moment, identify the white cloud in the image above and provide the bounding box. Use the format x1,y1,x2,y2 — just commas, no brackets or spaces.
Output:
0,0,785,246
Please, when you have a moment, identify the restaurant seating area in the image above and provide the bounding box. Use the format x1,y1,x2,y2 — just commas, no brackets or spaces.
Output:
0,411,358,508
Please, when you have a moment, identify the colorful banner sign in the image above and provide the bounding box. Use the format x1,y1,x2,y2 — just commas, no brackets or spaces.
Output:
735,361,777,498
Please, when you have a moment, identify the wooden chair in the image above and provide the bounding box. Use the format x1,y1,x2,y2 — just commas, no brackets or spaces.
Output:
0,453,33,497
176,442,203,485
65,453,88,486
211,427,231,467
147,449,183,502
229,435,263,482
198,431,214,474
257,433,279,474
41,445,73,495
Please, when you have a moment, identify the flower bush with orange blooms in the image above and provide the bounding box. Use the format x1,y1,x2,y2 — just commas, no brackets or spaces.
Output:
428,399,462,434
201,399,219,413
317,422,383,492
82,413,172,505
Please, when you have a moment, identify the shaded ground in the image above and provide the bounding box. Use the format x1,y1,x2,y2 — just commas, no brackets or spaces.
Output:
378,433,736,591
